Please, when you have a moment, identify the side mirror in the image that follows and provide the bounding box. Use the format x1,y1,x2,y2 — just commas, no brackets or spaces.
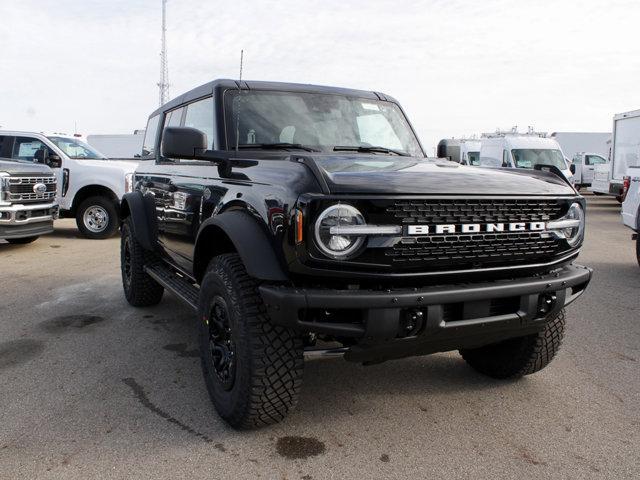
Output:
48,154,62,169
33,149,48,164
161,126,207,159
570,164,576,174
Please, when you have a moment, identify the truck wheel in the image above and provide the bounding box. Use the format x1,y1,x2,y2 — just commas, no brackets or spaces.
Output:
459,309,565,379
6,236,39,244
198,253,304,429
120,217,164,307
76,196,119,239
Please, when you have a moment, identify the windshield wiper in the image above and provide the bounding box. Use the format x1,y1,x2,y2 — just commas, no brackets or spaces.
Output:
237,143,318,152
333,145,410,156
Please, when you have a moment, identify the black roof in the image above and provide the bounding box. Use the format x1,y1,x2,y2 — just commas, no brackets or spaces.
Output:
149,79,397,118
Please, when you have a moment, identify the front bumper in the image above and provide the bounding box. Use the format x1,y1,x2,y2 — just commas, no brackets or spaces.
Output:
0,202,59,239
0,202,59,224
261,264,592,362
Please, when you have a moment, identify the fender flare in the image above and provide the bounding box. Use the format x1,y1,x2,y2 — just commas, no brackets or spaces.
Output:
120,192,158,251
195,211,288,283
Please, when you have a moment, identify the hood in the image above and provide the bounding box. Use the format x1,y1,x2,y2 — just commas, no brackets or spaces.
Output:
74,159,140,173
0,158,53,175
307,155,575,195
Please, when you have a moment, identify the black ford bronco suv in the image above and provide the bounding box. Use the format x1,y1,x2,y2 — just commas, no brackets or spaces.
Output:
120,79,592,429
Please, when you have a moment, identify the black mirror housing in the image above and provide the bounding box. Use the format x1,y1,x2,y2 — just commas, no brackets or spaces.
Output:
48,154,62,169
570,164,576,174
162,126,207,159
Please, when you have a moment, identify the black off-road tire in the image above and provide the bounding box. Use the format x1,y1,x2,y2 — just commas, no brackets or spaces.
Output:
198,253,304,430
6,236,39,244
459,309,566,379
76,196,119,239
120,217,164,307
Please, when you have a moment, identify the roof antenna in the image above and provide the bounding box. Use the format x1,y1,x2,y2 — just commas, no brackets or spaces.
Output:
235,49,244,153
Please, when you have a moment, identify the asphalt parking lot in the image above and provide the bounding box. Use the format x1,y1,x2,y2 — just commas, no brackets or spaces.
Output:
1,193,638,480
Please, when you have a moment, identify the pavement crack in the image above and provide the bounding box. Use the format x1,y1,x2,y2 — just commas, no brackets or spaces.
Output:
122,377,213,444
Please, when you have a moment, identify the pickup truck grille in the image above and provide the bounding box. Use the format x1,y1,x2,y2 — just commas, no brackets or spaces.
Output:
8,176,57,203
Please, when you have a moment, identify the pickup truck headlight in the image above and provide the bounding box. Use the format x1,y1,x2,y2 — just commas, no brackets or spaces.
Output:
548,202,585,247
314,204,366,259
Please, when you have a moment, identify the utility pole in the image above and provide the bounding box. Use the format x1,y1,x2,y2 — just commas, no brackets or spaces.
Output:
157,0,169,106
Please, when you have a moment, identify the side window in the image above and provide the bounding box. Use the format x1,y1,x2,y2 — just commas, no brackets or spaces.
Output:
165,107,184,128
0,136,10,157
142,114,160,157
183,97,214,149
11,136,49,162
585,155,606,166
502,149,511,167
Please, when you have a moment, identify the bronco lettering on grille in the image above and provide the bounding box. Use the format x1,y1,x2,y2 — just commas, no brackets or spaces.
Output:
407,222,547,235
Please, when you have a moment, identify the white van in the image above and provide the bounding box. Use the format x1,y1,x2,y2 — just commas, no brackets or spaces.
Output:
479,134,573,181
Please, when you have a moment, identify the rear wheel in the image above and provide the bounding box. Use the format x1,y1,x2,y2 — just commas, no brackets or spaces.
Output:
198,253,304,429
6,236,39,244
459,309,565,379
120,217,164,307
76,196,119,239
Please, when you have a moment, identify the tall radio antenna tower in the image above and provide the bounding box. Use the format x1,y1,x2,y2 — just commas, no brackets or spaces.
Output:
157,0,169,106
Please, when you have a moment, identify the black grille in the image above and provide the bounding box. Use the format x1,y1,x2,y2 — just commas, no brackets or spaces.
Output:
359,197,573,272
386,231,560,267
387,198,563,224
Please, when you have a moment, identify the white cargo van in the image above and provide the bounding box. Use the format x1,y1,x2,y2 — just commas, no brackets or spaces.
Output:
590,109,640,200
479,132,573,181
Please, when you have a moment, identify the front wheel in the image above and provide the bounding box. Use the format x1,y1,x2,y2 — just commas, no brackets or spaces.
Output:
459,309,565,379
198,253,304,430
120,217,164,307
76,196,119,239
6,236,39,244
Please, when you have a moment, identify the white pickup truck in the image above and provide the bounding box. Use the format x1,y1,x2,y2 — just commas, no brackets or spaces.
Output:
621,166,640,266
0,131,140,239
570,152,608,190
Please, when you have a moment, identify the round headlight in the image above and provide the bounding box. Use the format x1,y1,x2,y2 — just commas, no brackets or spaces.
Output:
314,204,365,259
564,202,585,247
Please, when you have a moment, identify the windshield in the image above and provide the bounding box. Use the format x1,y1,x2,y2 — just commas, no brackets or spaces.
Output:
224,90,424,157
511,149,567,170
48,136,107,159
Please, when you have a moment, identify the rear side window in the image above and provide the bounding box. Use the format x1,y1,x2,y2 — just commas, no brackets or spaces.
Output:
142,114,160,157
184,97,214,149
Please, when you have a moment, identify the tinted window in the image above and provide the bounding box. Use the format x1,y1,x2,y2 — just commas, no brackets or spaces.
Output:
0,136,9,157
142,114,160,157
467,151,480,165
184,97,214,148
11,137,50,162
224,91,423,156
165,107,184,127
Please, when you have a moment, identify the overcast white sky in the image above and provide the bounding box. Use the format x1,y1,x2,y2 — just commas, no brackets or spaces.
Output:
1,0,639,151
